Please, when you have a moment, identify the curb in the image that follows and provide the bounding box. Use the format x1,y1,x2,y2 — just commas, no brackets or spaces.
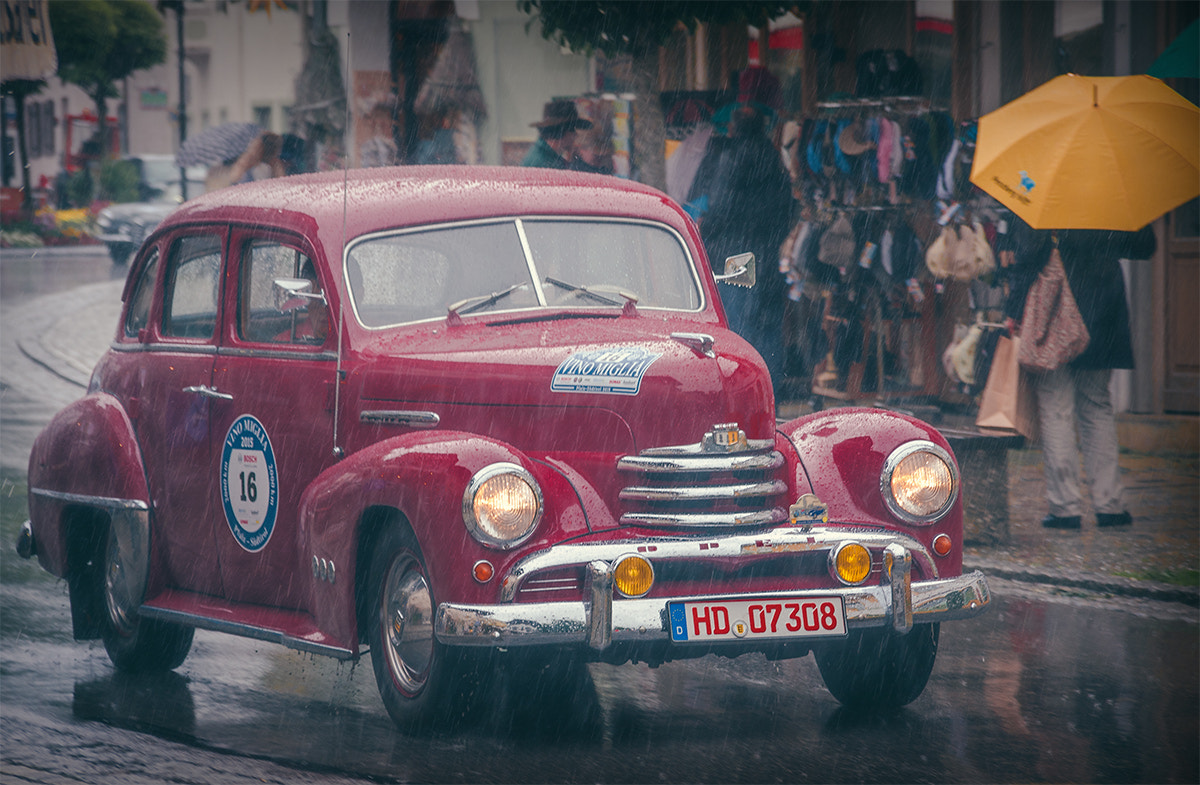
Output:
965,557,1200,607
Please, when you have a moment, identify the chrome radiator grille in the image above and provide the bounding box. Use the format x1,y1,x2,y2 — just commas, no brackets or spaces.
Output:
615,424,789,529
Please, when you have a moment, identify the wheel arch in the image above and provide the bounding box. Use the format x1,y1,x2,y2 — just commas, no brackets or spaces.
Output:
27,393,150,579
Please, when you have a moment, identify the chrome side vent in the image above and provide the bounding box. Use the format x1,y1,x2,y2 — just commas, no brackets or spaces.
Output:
616,424,788,529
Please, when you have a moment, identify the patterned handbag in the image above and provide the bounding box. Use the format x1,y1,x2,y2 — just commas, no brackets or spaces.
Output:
1018,246,1090,372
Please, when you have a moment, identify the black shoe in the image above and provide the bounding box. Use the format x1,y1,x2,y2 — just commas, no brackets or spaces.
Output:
1042,514,1082,529
1097,511,1132,527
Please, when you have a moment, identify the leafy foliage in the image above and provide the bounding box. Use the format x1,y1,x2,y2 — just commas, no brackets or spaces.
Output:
49,0,167,103
517,1,796,56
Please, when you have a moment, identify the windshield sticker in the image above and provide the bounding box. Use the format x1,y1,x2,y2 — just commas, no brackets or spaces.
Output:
220,414,279,552
551,347,663,395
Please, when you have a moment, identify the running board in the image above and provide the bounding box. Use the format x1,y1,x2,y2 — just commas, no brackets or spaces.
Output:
141,589,355,660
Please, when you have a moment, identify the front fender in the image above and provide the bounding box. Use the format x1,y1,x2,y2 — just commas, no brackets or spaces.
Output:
777,407,963,575
27,393,149,578
296,430,570,649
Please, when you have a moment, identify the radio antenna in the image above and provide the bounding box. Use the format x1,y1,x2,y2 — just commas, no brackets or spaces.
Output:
333,28,351,459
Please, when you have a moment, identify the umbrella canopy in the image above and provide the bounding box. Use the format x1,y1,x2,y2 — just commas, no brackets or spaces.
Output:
1148,19,1199,80
970,74,1199,231
176,122,263,167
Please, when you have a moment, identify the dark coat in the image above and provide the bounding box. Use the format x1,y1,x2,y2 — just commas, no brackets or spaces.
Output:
1003,218,1156,370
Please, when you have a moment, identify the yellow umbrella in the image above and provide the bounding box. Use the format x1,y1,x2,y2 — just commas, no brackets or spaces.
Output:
970,74,1199,231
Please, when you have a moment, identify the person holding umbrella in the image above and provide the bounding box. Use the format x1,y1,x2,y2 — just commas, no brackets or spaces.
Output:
972,73,1197,530
1001,219,1155,529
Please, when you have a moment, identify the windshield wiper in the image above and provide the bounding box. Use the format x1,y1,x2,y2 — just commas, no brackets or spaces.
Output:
448,282,529,317
544,276,636,307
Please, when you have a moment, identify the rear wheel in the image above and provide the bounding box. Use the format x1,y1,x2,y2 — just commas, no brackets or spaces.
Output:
99,522,193,672
814,623,939,709
366,525,488,731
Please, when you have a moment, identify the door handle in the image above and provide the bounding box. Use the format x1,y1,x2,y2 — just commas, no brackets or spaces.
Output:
183,385,233,401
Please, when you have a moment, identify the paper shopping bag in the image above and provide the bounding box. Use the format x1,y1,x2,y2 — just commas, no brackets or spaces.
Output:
976,335,1039,441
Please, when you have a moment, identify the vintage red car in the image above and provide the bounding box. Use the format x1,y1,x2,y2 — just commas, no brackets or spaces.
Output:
19,165,989,730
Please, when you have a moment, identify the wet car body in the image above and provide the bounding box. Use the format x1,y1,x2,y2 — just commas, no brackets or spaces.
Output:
20,165,989,729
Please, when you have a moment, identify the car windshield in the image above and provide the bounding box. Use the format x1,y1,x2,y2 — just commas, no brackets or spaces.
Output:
345,218,702,328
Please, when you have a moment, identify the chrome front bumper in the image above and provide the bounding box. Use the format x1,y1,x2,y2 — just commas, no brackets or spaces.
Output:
436,533,991,650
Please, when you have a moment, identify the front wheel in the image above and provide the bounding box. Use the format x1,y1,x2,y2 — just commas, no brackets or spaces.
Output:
366,525,489,732
99,522,193,672
814,623,939,709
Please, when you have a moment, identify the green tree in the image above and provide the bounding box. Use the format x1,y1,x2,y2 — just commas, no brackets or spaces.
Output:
518,1,794,190
49,0,167,166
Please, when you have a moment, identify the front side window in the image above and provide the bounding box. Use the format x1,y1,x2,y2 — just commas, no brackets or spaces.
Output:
162,234,222,339
345,218,700,328
239,239,327,345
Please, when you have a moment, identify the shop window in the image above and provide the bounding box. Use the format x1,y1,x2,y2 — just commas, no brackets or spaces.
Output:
253,105,272,130
1054,0,1103,75
914,1,954,106
40,101,54,157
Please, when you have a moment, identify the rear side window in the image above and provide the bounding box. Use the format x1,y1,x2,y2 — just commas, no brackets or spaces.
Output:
124,248,160,338
162,234,222,339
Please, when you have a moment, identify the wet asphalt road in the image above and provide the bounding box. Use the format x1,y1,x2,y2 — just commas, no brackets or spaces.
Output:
1,246,1196,784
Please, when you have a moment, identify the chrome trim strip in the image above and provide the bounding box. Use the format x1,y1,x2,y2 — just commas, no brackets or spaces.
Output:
436,570,991,648
109,342,216,355
30,487,149,511
139,606,355,660
497,525,941,603
627,440,775,459
217,346,339,361
619,508,788,528
619,479,787,502
360,410,441,428
617,451,784,474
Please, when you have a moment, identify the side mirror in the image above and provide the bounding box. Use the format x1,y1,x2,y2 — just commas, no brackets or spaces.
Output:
273,278,326,313
713,252,756,288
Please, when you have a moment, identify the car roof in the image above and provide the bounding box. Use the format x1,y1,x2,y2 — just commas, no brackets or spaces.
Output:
167,165,691,252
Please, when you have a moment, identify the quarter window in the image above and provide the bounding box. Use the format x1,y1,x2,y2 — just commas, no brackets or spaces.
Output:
124,247,160,338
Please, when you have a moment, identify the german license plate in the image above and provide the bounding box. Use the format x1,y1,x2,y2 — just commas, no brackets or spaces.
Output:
668,596,847,642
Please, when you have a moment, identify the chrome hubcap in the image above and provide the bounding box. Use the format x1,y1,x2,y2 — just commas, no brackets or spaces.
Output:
379,554,434,695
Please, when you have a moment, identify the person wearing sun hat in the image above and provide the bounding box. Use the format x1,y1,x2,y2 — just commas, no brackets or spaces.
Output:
522,99,594,169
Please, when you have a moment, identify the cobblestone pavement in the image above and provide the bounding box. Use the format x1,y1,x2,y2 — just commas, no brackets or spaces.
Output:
6,274,1199,607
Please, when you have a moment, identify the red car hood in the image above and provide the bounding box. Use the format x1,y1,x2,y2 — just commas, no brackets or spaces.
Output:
350,315,775,456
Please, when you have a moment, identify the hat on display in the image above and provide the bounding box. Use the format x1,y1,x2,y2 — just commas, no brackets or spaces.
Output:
838,118,876,157
531,99,593,131
738,66,783,111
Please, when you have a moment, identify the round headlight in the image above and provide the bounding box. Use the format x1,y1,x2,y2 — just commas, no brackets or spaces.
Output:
881,441,958,524
462,463,542,549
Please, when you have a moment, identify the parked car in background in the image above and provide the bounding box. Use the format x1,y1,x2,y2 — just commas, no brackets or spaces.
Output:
94,155,206,264
18,166,990,732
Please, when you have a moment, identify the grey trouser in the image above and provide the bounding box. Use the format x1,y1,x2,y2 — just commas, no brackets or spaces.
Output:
1035,366,1124,517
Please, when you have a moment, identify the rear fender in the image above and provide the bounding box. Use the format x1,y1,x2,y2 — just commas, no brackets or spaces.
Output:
777,407,963,575
27,393,150,579
297,430,549,649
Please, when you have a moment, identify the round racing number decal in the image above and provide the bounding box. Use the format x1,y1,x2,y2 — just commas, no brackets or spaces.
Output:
221,415,279,552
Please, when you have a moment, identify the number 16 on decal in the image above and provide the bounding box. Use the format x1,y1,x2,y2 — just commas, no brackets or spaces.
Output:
668,596,847,642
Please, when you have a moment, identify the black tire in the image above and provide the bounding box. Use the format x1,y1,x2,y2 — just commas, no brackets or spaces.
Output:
366,525,489,732
99,521,193,672
814,623,939,709
106,243,133,266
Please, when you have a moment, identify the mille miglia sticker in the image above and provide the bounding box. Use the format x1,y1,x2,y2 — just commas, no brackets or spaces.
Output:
551,346,663,395
220,414,279,552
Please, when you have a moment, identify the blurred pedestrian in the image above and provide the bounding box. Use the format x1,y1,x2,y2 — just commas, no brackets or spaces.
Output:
1003,218,1156,529
688,67,794,396
522,100,592,169
206,131,306,191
